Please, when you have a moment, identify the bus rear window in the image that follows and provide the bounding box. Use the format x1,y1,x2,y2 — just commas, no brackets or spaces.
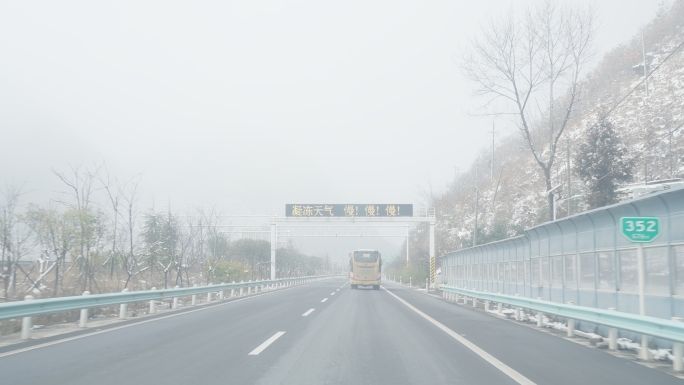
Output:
354,251,378,263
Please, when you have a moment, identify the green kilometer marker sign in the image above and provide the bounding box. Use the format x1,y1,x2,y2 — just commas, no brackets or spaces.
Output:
620,217,660,243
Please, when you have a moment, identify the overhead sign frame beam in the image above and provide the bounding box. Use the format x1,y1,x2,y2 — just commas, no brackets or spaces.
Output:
269,209,436,288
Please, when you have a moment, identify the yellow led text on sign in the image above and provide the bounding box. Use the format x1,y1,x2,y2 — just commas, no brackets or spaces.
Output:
286,204,413,217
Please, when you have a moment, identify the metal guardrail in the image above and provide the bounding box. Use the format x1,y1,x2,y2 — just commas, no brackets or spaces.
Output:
0,276,327,322
440,285,684,344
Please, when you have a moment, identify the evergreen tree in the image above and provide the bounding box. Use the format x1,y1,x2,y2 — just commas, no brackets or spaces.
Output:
575,119,632,209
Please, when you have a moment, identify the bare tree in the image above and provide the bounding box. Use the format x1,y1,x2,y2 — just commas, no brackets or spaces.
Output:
25,204,77,297
461,0,598,220
96,164,123,279
413,175,437,208
52,163,106,291
175,214,199,287
119,175,143,289
0,185,20,297
0,184,33,298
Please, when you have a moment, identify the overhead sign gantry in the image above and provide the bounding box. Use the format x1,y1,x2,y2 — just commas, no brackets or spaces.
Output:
271,204,437,287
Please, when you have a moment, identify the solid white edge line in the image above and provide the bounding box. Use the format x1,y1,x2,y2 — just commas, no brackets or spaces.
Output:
0,279,327,359
248,331,286,355
302,309,315,317
321,298,328,302
381,287,536,385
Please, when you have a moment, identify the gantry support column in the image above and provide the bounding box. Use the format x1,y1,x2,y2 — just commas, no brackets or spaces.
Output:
429,220,435,289
270,221,277,280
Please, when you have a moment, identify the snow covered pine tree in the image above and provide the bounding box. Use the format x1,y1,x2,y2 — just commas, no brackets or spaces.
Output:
574,119,633,209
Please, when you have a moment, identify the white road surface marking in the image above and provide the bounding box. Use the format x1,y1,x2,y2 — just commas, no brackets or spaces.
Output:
382,287,536,385
248,332,286,355
331,292,335,295
302,309,315,316
321,298,328,302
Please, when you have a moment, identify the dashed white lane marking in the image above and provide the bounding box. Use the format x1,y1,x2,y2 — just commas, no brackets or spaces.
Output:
381,288,536,385
321,298,328,303
302,309,315,317
330,292,335,296
248,332,286,355
336,289,339,291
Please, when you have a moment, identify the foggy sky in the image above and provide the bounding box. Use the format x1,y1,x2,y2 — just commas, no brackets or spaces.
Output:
0,0,664,217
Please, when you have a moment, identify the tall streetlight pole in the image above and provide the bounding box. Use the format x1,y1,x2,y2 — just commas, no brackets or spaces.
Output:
474,188,480,246
566,137,571,216
546,185,561,221
489,122,497,182
642,28,649,96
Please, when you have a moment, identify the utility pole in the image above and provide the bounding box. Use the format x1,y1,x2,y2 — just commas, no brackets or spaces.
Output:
669,118,674,178
642,28,649,96
406,225,409,266
566,137,571,216
546,185,560,222
474,188,479,247
455,167,460,192
489,122,497,183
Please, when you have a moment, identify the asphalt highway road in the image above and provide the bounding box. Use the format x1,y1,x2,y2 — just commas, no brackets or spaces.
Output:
0,277,681,385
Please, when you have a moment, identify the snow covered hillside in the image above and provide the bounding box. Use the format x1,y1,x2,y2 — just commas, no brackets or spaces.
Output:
433,1,684,257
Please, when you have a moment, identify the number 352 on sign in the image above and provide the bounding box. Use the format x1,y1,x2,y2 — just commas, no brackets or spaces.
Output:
620,217,660,243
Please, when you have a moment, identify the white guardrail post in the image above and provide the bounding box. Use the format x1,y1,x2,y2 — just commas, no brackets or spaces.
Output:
120,288,129,318
536,297,544,327
426,278,429,293
497,293,502,315
21,295,34,339
231,281,235,297
79,291,91,327
566,302,575,337
206,287,212,303
639,335,651,361
192,284,198,305
219,284,225,300
674,317,683,372
149,287,156,314
609,307,618,350
173,286,179,309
